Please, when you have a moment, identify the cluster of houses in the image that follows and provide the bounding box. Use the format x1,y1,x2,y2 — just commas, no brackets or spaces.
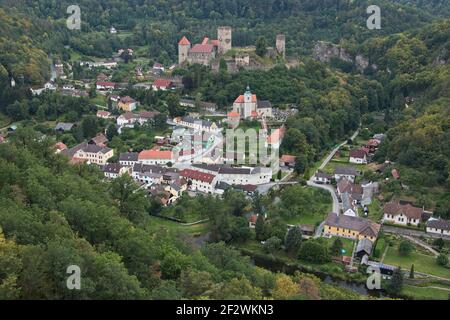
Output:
348,136,383,164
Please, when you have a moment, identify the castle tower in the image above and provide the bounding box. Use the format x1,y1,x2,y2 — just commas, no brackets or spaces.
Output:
178,36,191,65
217,26,232,55
276,34,286,58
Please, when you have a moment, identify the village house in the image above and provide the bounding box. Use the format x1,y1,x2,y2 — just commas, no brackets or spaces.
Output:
383,202,423,226
355,238,374,259
426,218,450,237
364,139,381,154
96,81,116,91
180,168,217,194
192,163,272,185
173,116,221,133
349,149,368,164
152,79,173,91
138,149,173,165
54,142,68,154
341,192,358,217
323,212,381,242
334,167,359,183
119,152,139,166
314,172,333,184
102,163,130,179
88,133,108,148
61,142,114,166
96,110,113,119
265,126,286,149
55,122,75,133
118,96,137,112
280,154,296,168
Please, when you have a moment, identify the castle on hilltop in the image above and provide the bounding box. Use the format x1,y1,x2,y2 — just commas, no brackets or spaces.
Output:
178,26,232,66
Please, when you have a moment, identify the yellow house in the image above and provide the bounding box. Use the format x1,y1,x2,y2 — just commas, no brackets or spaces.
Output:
118,96,137,111
323,212,380,242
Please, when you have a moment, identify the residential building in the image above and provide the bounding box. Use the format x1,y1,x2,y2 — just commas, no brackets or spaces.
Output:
152,79,173,91
55,122,75,133
323,212,381,242
138,149,173,165
426,218,450,237
334,167,359,182
88,133,108,147
349,149,368,164
173,116,221,133
281,154,296,167
180,168,217,194
102,163,130,179
191,164,272,185
118,96,137,111
96,81,116,91
54,142,68,154
61,142,114,165
119,152,139,166
383,202,423,226
314,172,332,184
96,110,112,119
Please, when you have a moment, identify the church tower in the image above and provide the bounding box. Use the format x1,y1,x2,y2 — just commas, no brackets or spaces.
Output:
178,36,191,65
217,26,232,55
243,85,253,119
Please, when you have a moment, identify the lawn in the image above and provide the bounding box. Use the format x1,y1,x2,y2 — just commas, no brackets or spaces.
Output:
383,245,450,279
323,161,366,174
147,215,208,235
281,188,332,226
402,284,450,300
90,95,107,107
321,236,355,257
366,198,384,222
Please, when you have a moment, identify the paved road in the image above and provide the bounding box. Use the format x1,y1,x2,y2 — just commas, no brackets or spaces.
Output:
307,127,360,214
382,225,450,240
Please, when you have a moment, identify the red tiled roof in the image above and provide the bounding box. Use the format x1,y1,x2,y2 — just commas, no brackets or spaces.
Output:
55,142,67,151
281,155,296,164
190,44,214,53
201,37,210,45
234,94,257,103
153,79,172,88
139,149,173,160
120,96,135,104
227,110,240,117
180,169,215,184
211,40,220,46
97,110,111,117
267,126,286,144
391,169,400,179
178,36,191,46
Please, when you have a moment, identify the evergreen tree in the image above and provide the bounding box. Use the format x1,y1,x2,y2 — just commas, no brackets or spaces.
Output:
386,267,403,295
255,215,265,241
330,237,343,256
409,264,414,279
255,36,268,57
284,227,302,256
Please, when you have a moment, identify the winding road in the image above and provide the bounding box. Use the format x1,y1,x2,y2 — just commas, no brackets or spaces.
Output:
307,127,360,214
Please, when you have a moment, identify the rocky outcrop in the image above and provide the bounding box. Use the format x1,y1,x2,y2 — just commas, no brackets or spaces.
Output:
313,41,376,72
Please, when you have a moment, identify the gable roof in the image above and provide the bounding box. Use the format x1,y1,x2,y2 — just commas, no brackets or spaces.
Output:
426,218,450,231
178,36,191,46
324,212,380,238
102,163,125,174
119,152,139,162
180,168,216,183
55,122,74,131
281,154,296,164
349,149,367,159
383,202,423,220
139,149,173,160
334,166,358,176
190,44,214,53
153,79,172,88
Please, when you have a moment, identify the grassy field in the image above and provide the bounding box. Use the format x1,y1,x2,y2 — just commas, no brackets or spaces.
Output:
280,188,332,226
402,284,450,300
90,95,107,107
323,161,366,174
321,236,355,257
383,245,450,279
366,198,384,222
147,215,208,235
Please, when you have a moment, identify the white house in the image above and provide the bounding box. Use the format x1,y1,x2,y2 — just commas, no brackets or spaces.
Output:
349,149,368,164
426,218,450,237
119,152,139,166
314,172,332,184
180,168,217,194
138,149,173,165
191,164,272,185
334,167,358,183
383,202,423,226
102,163,130,179
173,116,221,133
